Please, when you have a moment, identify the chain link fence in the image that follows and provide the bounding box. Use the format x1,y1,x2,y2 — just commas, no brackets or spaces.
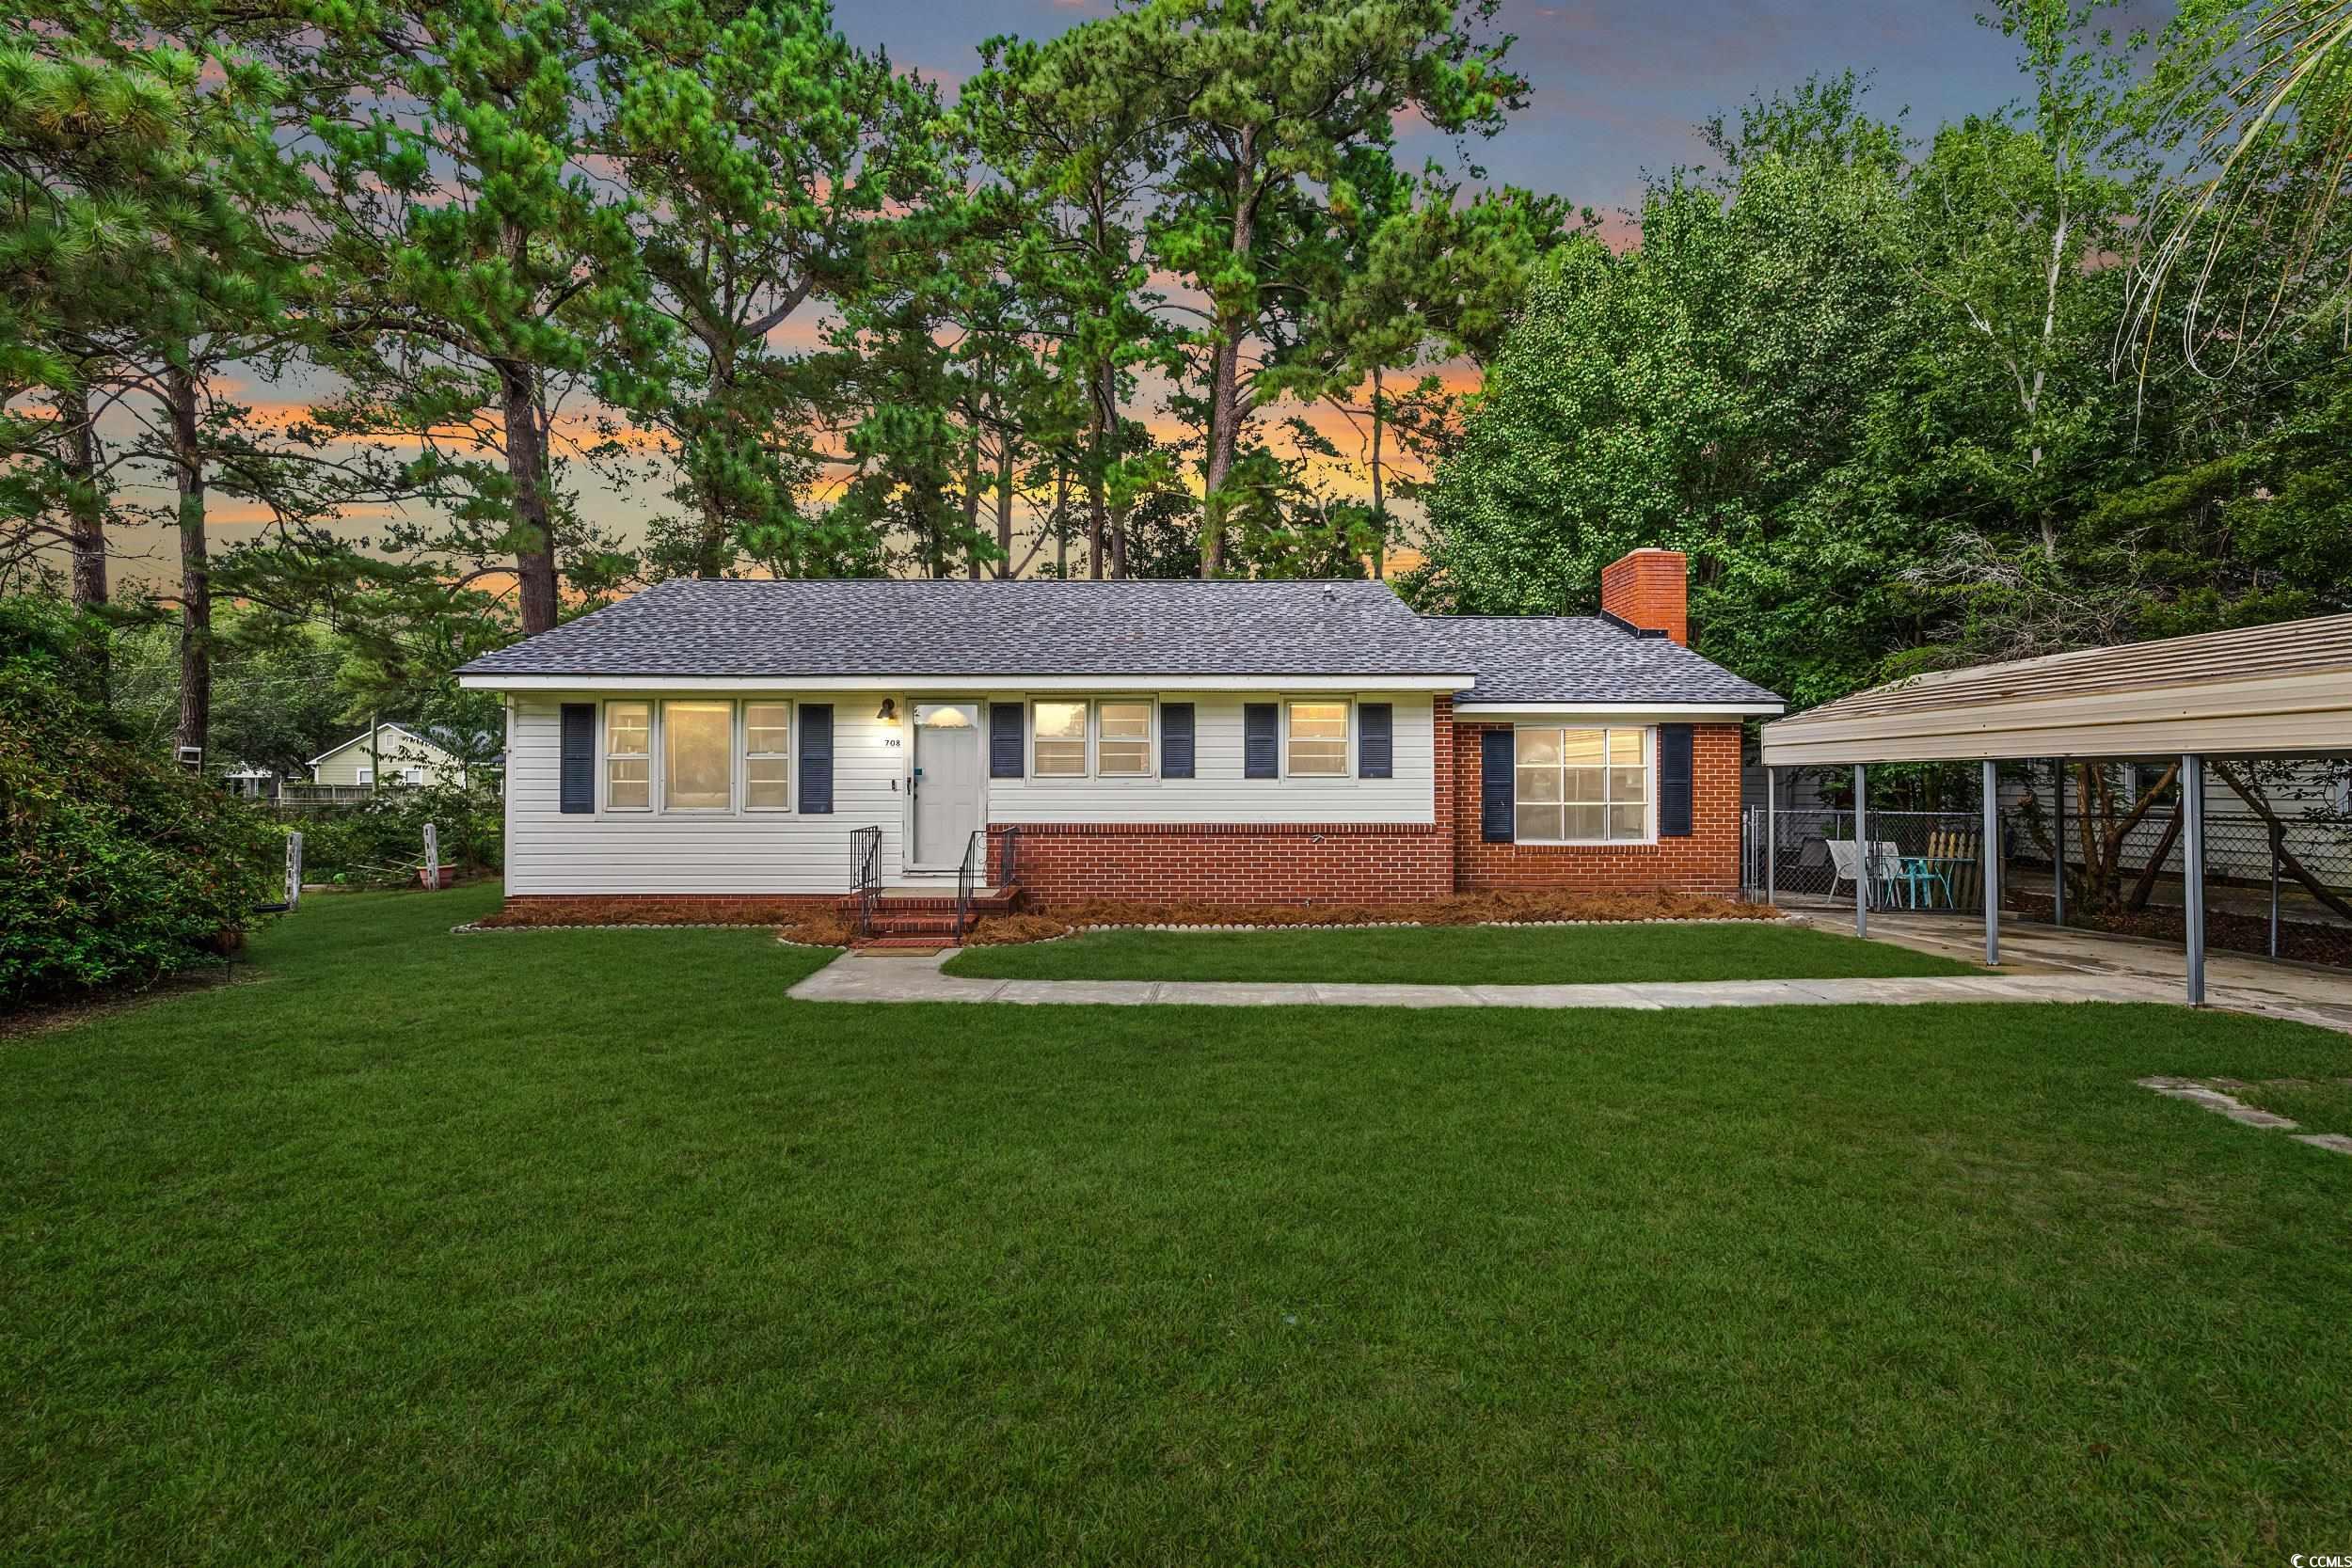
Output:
1746,792,2352,967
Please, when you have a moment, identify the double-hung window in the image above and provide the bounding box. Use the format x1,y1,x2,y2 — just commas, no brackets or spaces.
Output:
744,703,790,810
1031,699,1155,779
1516,726,1648,842
1096,702,1152,777
1284,700,1349,777
605,702,651,810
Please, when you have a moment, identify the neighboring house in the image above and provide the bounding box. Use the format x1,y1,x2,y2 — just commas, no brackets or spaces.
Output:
453,549,1785,917
310,721,478,788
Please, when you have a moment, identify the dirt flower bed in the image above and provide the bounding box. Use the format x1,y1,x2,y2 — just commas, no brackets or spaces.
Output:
473,902,807,930
960,891,1779,945
775,911,859,947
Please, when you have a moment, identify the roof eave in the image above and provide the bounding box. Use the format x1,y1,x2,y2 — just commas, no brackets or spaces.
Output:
459,670,1477,693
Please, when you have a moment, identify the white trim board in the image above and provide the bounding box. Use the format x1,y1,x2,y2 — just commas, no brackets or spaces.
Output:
462,672,1476,694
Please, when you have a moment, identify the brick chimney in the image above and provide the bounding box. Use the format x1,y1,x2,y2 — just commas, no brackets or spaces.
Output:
1599,548,1688,645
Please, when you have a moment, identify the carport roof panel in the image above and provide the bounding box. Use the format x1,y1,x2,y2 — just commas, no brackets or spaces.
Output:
1761,613,2352,765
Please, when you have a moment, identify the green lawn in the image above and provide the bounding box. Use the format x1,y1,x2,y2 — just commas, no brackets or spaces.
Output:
945,918,1983,983
6,886,2352,1565
2231,1074,2352,1134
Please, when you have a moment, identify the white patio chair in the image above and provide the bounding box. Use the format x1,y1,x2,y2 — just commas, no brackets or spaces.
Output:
1825,838,1908,906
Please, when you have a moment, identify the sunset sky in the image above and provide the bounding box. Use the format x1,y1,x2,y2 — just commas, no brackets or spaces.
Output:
103,0,2158,587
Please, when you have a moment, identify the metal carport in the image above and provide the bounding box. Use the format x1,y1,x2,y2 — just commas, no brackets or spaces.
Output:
1759,614,2352,1004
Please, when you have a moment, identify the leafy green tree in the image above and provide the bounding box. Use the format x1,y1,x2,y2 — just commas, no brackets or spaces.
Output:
1421,79,1925,705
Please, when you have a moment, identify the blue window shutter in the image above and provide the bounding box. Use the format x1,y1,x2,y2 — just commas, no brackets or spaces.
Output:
990,702,1024,779
1359,703,1393,778
559,704,595,814
1480,729,1515,843
1659,723,1694,837
1162,703,1195,778
799,704,834,814
1243,704,1279,779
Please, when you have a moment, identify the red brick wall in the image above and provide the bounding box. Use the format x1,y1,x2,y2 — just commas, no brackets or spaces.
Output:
993,821,1452,907
1600,548,1689,644
1451,721,1743,895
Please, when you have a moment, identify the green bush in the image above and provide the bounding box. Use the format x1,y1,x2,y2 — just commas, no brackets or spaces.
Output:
1,597,282,1005
295,781,503,886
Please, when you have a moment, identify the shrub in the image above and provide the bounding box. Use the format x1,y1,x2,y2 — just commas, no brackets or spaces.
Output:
296,781,503,886
1,597,282,1005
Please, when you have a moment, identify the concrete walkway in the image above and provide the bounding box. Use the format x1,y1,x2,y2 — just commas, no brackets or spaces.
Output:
787,917,2352,1034
793,949,2189,1012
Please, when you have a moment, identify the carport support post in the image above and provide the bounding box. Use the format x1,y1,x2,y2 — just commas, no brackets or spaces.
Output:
1764,767,1776,906
1853,763,1868,938
2051,760,2065,927
2183,752,2206,1006
1982,759,2000,966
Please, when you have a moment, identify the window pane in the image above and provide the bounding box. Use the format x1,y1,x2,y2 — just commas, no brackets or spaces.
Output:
747,758,789,810
664,702,733,810
1564,767,1604,803
1098,740,1150,776
608,756,648,810
1035,701,1087,740
1516,727,1562,767
1288,740,1347,776
1288,701,1346,739
1099,702,1151,740
1035,739,1087,777
1517,766,1561,803
1608,804,1645,840
745,703,789,755
1287,702,1347,775
1609,728,1644,766
608,703,649,756
1560,729,1605,767
1517,804,1564,842
1610,767,1646,803
1565,804,1606,840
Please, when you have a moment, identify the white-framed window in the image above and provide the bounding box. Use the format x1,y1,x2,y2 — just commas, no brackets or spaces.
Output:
1032,700,1089,777
355,765,374,785
1097,700,1153,777
605,701,651,810
1029,699,1156,779
1284,699,1350,778
402,766,426,785
744,701,791,811
662,700,734,812
1516,726,1649,843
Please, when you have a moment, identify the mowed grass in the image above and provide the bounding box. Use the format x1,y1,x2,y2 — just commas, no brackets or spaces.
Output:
6,887,2352,1565
2233,1074,2352,1134
945,918,1983,983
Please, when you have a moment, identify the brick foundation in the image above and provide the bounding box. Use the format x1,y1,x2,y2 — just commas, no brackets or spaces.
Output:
993,821,1453,908
496,894,841,924
1451,721,1743,896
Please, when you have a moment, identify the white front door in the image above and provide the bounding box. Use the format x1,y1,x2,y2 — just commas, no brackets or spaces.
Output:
911,702,984,866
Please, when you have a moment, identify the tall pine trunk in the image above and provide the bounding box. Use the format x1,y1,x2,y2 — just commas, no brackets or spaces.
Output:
168,361,210,762
1369,366,1385,579
498,358,560,635
1199,131,1256,579
63,388,108,610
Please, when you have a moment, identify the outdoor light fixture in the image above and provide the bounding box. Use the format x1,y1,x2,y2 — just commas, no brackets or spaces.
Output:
877,698,898,722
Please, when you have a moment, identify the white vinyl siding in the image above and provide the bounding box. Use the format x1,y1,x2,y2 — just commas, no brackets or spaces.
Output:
988,693,1435,825
507,695,907,895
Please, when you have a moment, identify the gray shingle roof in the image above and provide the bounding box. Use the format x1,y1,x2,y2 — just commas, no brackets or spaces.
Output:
1418,616,1783,706
456,578,1782,707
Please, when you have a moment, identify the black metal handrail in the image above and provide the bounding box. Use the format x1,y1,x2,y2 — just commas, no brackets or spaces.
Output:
850,826,882,938
998,824,1019,888
953,828,984,942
